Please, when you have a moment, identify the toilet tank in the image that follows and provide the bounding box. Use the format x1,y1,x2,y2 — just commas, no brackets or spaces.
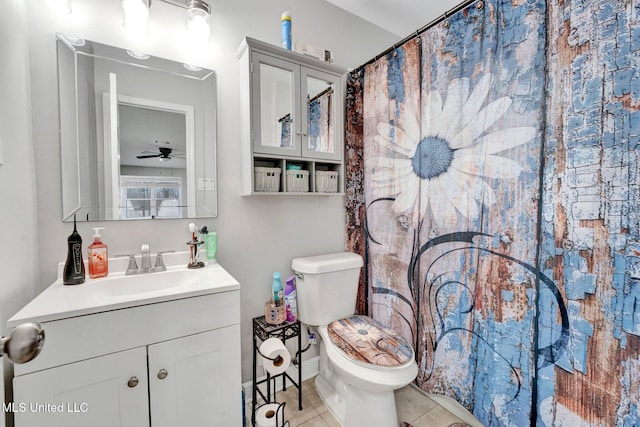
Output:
291,252,363,326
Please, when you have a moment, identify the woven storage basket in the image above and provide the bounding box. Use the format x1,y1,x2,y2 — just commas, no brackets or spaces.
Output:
254,167,281,192
285,170,309,192
315,171,338,192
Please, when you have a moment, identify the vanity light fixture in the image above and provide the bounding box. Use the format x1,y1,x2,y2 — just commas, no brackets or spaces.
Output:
120,0,211,44
122,0,151,38
187,0,211,45
44,0,72,14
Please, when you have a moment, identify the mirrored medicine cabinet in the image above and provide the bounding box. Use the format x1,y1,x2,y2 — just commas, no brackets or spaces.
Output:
57,33,218,222
236,37,347,195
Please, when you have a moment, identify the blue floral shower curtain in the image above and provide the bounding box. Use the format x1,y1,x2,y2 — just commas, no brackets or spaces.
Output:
348,0,548,424
346,0,640,425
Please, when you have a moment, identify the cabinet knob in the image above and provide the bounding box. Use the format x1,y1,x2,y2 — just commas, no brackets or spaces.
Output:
157,369,168,380
127,376,139,388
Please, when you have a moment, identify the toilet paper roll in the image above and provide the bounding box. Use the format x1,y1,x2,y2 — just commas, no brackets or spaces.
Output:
259,337,291,375
255,403,282,427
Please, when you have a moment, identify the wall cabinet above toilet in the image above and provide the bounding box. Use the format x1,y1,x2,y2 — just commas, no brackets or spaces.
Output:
236,37,347,195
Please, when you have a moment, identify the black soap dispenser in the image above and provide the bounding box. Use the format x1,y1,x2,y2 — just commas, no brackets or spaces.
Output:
63,215,85,285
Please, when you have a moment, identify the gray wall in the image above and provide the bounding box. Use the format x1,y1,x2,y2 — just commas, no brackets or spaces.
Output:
0,2,38,423
21,0,398,383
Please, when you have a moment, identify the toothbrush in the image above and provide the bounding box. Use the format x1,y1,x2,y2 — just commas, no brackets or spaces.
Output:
188,222,199,243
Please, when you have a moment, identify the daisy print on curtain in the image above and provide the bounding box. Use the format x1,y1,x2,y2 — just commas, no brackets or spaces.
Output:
371,73,536,229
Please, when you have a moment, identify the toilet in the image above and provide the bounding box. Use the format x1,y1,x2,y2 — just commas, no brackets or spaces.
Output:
292,252,418,427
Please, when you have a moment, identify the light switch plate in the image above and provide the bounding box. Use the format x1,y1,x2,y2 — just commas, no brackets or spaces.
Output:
198,178,215,191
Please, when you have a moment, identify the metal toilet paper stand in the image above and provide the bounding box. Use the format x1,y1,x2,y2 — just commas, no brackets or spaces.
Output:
251,315,303,427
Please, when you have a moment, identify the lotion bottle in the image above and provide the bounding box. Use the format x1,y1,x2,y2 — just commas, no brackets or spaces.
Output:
63,215,85,285
88,227,108,279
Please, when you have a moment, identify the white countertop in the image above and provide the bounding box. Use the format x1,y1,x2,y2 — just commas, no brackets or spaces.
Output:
8,252,239,326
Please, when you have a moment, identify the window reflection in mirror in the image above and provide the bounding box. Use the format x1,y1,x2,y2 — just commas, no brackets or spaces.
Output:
57,33,217,222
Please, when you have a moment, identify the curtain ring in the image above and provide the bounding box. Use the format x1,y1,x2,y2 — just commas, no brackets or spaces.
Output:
415,30,421,44
392,44,398,58
476,1,484,10
442,12,450,29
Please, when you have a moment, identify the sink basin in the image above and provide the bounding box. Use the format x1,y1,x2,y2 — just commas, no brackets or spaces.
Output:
93,269,196,298
8,252,240,326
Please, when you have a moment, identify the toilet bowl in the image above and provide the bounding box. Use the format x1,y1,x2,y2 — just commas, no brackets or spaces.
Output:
292,252,418,427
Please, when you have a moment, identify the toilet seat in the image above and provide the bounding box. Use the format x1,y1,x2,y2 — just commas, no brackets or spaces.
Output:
326,315,414,370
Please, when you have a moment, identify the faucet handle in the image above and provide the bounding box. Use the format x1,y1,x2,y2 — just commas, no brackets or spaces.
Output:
153,250,175,272
116,254,139,275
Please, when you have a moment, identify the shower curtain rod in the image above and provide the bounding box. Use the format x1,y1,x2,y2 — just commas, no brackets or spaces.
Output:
352,0,479,74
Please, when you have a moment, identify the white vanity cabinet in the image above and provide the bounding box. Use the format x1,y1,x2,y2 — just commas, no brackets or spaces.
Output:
14,347,150,426
236,37,347,195
9,259,242,427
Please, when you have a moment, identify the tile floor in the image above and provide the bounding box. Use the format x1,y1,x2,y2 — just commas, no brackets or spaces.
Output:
252,377,472,427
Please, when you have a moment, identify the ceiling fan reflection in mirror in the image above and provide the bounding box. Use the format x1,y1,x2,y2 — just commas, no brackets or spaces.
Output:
136,146,186,161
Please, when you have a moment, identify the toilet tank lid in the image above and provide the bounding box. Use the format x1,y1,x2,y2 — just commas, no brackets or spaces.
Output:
292,252,363,274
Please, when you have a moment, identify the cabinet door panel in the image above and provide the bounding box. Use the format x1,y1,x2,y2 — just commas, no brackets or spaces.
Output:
149,325,242,427
13,347,149,427
251,52,301,156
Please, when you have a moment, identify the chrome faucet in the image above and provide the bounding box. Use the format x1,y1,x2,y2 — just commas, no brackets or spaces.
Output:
140,243,152,273
118,246,174,275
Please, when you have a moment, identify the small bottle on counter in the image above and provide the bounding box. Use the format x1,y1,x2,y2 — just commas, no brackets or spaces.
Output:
88,227,108,279
205,231,217,263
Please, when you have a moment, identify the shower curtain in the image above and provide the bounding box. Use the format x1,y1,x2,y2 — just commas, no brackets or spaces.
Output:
345,0,640,425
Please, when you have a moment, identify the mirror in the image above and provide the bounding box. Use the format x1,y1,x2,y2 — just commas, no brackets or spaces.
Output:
306,76,334,154
57,34,217,221
259,63,295,150
253,55,339,161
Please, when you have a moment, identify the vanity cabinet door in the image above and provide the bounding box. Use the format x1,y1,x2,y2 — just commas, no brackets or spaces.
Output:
251,52,302,157
148,325,242,427
13,347,149,427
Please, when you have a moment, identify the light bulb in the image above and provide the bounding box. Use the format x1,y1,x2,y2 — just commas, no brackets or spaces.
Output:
122,0,150,38
187,1,211,45
188,15,209,42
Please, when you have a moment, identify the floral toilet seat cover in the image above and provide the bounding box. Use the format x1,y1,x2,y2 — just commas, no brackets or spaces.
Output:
327,315,413,367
